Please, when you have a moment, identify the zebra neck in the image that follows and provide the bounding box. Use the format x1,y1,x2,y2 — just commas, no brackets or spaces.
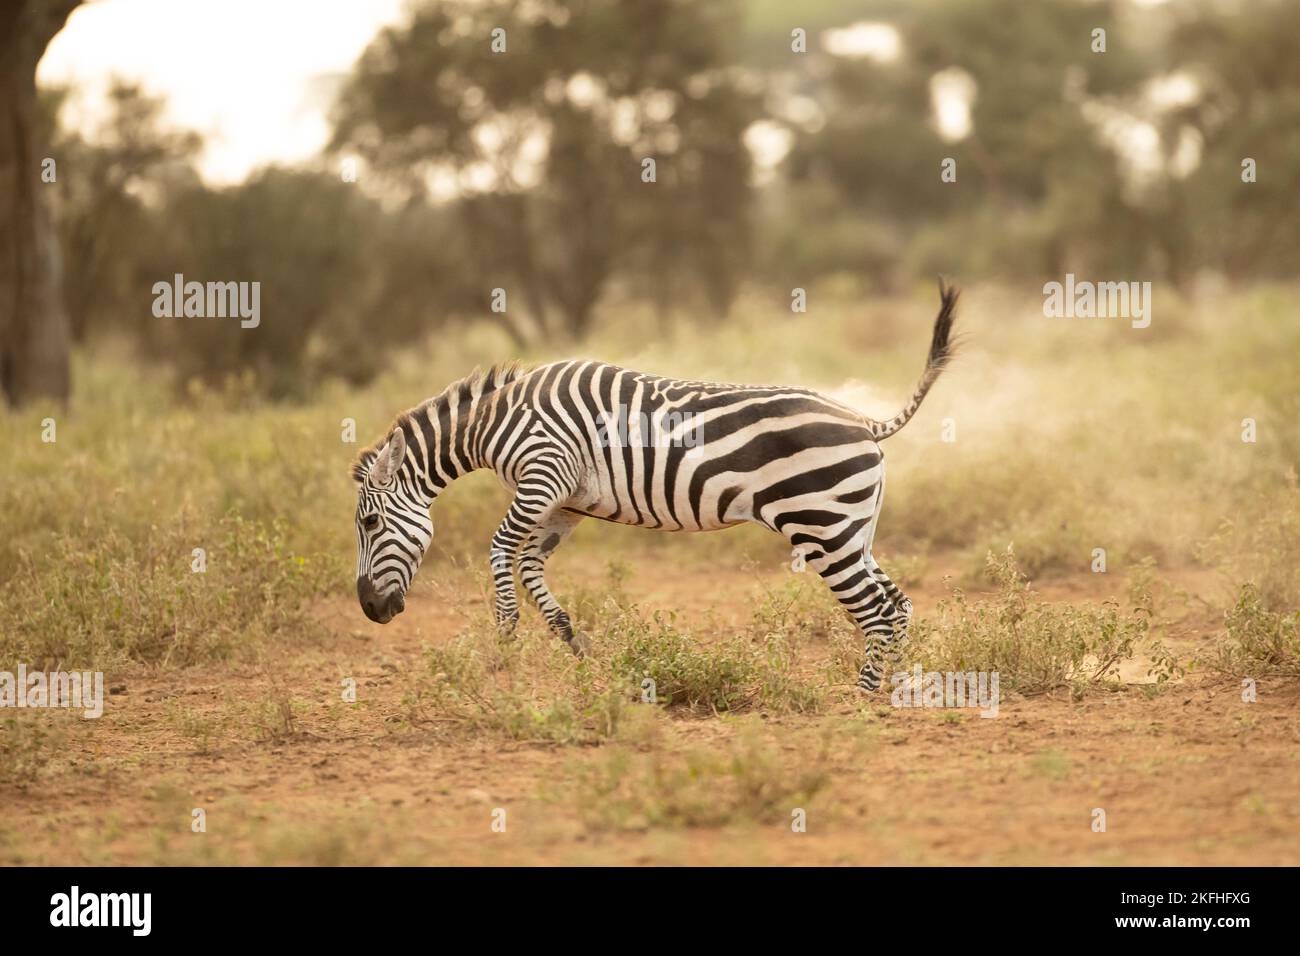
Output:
405,400,484,497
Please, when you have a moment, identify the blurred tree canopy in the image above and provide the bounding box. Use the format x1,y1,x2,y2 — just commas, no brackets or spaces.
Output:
1167,0,1300,279
42,82,202,343
330,0,760,340
26,0,1300,399
44,83,482,398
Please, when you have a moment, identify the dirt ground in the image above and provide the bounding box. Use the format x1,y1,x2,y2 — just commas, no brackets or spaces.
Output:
4,555,1298,866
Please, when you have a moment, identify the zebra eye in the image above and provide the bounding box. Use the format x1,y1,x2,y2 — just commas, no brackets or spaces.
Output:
362,514,380,531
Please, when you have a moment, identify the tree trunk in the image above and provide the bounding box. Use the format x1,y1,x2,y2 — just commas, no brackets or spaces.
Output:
0,0,81,408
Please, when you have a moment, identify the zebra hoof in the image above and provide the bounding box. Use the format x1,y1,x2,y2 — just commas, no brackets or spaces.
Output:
569,631,591,658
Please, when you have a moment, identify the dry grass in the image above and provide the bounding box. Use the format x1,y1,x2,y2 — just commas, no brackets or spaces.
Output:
2,286,1298,865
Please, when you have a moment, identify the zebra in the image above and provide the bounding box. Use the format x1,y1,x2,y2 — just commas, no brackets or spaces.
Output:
352,282,958,692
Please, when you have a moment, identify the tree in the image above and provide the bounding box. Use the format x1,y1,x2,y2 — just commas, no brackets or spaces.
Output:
774,0,1154,289
43,81,202,342
1167,0,1300,280
331,0,761,342
0,0,81,408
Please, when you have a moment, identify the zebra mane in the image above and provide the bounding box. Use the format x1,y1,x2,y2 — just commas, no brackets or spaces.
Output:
454,360,531,400
349,361,531,484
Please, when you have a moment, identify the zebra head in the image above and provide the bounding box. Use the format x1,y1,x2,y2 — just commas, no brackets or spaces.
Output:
351,426,434,624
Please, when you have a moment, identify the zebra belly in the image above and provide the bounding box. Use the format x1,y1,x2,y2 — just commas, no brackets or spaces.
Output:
563,472,743,532
560,504,742,532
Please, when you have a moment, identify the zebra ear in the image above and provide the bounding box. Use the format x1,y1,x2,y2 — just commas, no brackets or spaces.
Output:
369,428,406,485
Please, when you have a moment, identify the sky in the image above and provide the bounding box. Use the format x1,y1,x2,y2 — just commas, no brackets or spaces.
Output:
38,0,407,184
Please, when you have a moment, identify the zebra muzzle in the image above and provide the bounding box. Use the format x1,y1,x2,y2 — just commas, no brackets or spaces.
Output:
357,577,404,624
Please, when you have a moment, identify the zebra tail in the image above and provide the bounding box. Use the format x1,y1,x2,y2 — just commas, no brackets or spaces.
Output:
868,279,960,441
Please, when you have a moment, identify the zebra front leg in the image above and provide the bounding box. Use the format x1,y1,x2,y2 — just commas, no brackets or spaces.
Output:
487,455,580,642
489,530,522,636
518,510,587,655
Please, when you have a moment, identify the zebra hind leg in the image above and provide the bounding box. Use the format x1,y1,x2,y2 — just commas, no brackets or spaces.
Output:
518,510,588,655
866,552,913,675
795,537,895,693
849,577,901,694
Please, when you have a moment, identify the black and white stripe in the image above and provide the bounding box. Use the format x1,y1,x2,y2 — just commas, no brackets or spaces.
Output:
352,283,959,691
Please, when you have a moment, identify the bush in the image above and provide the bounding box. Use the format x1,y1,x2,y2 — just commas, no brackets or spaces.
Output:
1216,584,1300,678
605,610,756,712
907,547,1155,695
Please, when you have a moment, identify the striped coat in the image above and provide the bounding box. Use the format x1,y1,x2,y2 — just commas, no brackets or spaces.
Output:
353,283,958,691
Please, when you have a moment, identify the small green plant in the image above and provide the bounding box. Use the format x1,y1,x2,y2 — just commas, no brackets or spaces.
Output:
606,610,755,712
410,592,828,741
1215,583,1300,677
744,582,840,711
907,547,1152,695
755,631,825,713
748,577,850,644
247,688,302,743
164,700,226,754
1200,479,1300,614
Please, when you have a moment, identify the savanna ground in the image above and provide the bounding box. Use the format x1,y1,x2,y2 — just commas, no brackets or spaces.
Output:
3,284,1299,865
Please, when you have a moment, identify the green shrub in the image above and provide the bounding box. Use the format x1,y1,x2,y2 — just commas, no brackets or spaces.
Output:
907,547,1153,695
1216,584,1300,677
606,610,756,712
